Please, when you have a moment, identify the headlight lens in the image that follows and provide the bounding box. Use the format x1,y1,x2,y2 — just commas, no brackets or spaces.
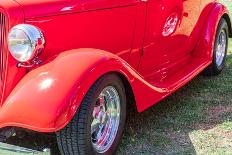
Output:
8,24,45,62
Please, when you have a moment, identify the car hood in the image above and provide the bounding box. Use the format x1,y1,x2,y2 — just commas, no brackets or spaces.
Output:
13,0,136,19
13,0,79,18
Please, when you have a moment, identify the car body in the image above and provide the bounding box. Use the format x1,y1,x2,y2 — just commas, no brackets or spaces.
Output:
0,0,231,154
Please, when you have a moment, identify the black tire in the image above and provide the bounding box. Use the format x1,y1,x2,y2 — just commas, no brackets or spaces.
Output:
56,74,127,155
203,18,229,76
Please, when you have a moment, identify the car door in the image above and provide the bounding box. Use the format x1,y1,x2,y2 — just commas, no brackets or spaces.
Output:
138,0,201,80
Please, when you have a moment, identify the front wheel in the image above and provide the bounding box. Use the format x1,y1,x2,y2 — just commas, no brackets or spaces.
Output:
203,18,229,76
56,74,127,155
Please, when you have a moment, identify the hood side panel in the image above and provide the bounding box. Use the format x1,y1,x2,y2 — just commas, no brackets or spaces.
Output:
14,0,138,19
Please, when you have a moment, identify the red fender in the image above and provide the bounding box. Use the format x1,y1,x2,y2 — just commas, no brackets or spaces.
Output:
0,48,168,132
193,2,230,59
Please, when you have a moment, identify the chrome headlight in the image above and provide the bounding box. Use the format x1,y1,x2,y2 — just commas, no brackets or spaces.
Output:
8,24,45,62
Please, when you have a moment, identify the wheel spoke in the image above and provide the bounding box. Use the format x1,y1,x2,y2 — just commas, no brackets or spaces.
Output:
215,30,227,66
91,86,121,153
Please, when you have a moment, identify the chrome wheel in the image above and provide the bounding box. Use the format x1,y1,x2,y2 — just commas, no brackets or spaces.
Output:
215,30,227,66
91,86,121,153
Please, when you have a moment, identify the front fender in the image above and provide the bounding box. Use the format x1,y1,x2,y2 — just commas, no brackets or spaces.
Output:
0,48,168,132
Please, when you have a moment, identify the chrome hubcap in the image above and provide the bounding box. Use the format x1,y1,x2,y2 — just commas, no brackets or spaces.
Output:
215,30,227,66
91,86,120,153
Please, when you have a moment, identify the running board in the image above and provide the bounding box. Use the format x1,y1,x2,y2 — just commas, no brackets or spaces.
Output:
165,58,211,92
0,142,50,155
149,57,211,92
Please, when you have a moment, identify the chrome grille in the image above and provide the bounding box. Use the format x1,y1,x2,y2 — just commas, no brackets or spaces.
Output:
0,13,6,82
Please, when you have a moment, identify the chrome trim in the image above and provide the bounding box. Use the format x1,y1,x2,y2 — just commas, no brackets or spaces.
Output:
215,29,227,66
0,12,6,81
16,57,43,68
0,142,50,155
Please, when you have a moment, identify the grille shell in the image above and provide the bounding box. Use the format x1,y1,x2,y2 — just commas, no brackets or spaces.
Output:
0,12,7,103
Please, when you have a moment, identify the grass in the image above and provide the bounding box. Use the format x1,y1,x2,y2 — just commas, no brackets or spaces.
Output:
117,1,232,155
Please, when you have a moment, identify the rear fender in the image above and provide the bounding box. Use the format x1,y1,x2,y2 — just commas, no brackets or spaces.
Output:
0,48,167,132
193,2,230,59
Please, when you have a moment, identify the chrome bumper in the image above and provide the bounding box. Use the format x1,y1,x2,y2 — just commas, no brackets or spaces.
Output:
0,142,50,155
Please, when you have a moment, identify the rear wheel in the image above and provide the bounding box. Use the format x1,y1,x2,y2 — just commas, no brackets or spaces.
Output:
56,74,126,155
203,18,229,76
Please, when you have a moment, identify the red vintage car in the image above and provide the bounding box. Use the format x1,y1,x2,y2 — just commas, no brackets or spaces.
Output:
0,0,231,154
